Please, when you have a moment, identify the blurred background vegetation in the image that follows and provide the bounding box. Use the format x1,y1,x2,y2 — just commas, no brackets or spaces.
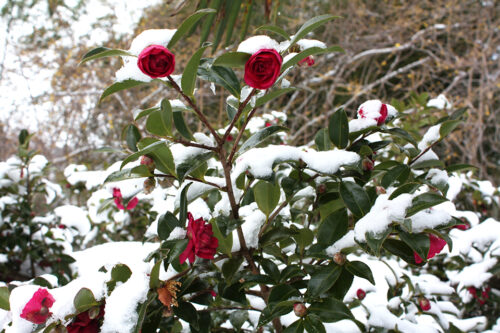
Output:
0,0,498,182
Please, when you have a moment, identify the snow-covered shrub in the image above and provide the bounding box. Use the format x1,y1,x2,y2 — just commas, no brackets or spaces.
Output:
0,12,499,333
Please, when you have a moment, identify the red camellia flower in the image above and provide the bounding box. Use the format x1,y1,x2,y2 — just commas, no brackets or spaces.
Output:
112,188,138,210
20,288,55,324
179,213,218,264
298,56,315,67
414,234,447,264
356,288,366,300
418,296,431,311
244,49,282,90
137,45,175,79
67,305,105,333
358,100,389,126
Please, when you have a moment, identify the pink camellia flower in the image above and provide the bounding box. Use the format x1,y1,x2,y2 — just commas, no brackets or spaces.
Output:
137,45,175,79
418,296,431,311
244,49,282,90
356,288,366,300
20,288,55,324
67,305,105,333
112,188,138,210
293,302,307,317
357,100,393,126
414,234,447,264
179,213,218,264
298,56,315,67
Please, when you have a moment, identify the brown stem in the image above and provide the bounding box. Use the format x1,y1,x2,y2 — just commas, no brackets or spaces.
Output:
408,139,442,165
170,137,216,151
153,173,224,190
228,107,258,164
258,201,288,238
222,89,257,143
167,75,222,145
167,266,191,281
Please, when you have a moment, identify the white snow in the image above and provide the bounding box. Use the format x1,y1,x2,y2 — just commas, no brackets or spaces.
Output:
237,35,280,54
427,94,451,110
296,38,326,50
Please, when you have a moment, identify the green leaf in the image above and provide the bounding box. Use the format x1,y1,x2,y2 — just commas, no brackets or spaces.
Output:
181,46,209,96
365,229,391,256
314,128,333,151
388,183,421,200
134,106,159,121
253,180,281,217
284,319,305,333
339,181,371,217
328,108,349,149
164,239,189,264
222,257,243,284
308,298,353,323
111,264,132,283
200,0,221,45
133,138,176,176
268,284,300,303
179,183,192,227
282,45,344,72
261,258,281,283
238,125,289,156
211,219,233,256
439,119,462,139
224,0,242,46
173,301,199,330
104,165,152,183
383,239,416,264
259,301,295,326
307,264,342,297
445,164,477,173
317,209,348,246
406,192,448,217
124,124,141,152
173,110,195,140
158,212,181,240
399,231,429,262
255,24,290,40
411,159,445,169
74,288,98,313
289,15,340,49
133,291,156,333
345,261,374,284
304,315,326,333
381,164,410,188
213,52,251,68
176,152,213,182
280,265,306,283
100,80,145,102
168,9,217,48
294,228,314,250
0,287,10,310
80,47,134,65
383,128,417,147
149,259,162,289
198,59,241,97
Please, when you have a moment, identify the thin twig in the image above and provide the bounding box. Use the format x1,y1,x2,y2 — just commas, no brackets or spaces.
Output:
222,89,257,142
228,107,258,164
154,173,224,190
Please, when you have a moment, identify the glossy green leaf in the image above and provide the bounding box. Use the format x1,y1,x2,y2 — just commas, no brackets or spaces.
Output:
307,265,342,297
317,209,348,246
134,106,159,121
181,46,209,96
158,212,181,240
211,219,233,256
406,192,448,217
0,287,9,310
261,258,281,283
198,59,241,97
345,261,374,284
109,264,132,290
282,45,344,72
308,298,353,323
173,110,194,140
269,284,300,303
222,257,243,284
328,108,349,149
289,14,340,49
104,165,152,183
365,229,391,256
213,51,251,68
149,259,162,289
259,301,294,326
238,125,288,156
124,124,141,152
224,0,242,46
168,9,216,48
445,164,477,173
176,152,213,182
283,319,305,333
383,128,417,147
314,128,332,151
304,315,326,333
80,47,134,65
255,24,290,40
381,164,410,188
100,79,145,102
179,183,192,227
295,228,314,250
399,231,429,262
388,182,421,200
173,301,199,330
339,181,371,217
439,119,462,139
383,238,416,264
74,288,98,313
253,180,281,217
200,0,221,44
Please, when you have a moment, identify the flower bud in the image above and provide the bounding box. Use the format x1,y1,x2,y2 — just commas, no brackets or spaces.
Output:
293,302,307,317
140,155,155,172
143,177,156,194
356,288,366,300
375,186,386,195
333,252,346,265
418,296,431,311
158,177,175,188
317,184,327,194
362,158,374,171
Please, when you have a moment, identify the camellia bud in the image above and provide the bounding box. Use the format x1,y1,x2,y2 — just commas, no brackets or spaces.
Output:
317,184,327,194
356,288,366,300
375,186,386,195
418,296,431,311
362,158,374,171
140,155,155,172
333,252,346,265
143,177,156,194
293,302,307,317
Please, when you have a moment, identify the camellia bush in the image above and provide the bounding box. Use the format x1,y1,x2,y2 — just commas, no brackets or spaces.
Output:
0,11,499,333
